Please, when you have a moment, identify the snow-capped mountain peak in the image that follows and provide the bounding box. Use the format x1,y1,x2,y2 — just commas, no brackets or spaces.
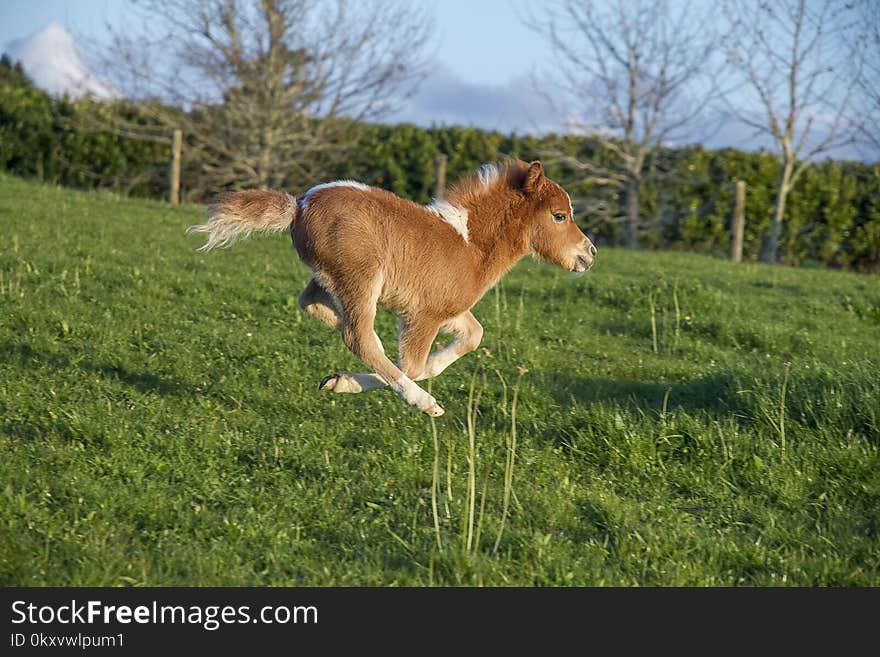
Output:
4,21,115,99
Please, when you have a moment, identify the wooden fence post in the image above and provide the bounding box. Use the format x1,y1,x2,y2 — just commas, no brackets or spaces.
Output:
730,179,745,263
435,154,447,200
169,129,182,205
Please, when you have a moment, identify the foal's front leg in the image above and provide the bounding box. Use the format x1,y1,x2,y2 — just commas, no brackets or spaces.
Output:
320,310,482,395
418,311,483,380
319,291,444,416
320,315,440,394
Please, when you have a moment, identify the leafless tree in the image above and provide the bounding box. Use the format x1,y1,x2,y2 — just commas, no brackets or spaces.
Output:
526,0,719,248
852,0,880,156
722,0,859,264
89,0,432,198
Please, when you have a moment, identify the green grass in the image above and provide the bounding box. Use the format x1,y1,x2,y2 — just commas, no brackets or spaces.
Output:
1,173,879,586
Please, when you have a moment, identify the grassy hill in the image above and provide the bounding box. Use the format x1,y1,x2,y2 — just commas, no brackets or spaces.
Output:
1,173,878,585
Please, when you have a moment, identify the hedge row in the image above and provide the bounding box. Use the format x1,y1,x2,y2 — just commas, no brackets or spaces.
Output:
2,56,878,271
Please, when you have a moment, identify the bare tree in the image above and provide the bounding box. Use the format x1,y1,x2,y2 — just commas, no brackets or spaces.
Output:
90,0,432,198
526,0,719,248
722,0,859,264
852,0,880,156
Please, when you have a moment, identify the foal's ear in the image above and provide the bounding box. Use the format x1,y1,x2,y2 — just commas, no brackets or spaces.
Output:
523,161,545,193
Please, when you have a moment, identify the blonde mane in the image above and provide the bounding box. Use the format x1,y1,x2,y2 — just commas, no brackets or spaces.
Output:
444,160,530,208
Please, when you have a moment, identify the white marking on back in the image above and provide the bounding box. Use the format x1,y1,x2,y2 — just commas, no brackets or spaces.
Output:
301,180,370,213
427,200,469,242
303,180,370,200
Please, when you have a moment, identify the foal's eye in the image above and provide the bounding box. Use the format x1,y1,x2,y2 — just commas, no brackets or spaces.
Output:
553,213,566,223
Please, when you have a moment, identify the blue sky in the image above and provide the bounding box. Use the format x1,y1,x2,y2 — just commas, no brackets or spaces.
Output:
0,0,559,133
0,0,539,92
0,0,128,46
0,0,534,83
0,0,869,159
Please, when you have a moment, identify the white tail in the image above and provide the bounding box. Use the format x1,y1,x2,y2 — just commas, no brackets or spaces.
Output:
187,190,297,252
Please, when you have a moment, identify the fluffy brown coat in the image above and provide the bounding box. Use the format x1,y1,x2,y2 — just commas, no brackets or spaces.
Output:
189,160,596,415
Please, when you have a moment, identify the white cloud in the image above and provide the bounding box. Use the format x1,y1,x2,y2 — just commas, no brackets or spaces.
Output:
389,64,560,134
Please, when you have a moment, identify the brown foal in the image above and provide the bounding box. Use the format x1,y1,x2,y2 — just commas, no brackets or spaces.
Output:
189,160,596,416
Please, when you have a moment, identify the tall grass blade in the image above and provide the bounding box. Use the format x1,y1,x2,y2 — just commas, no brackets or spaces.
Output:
649,289,658,353
494,367,524,555
428,380,443,551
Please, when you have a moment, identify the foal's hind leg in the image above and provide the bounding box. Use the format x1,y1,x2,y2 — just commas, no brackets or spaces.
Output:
319,279,444,416
298,277,342,330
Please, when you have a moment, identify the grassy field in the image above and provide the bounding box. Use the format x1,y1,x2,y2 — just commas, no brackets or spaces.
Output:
1,173,878,586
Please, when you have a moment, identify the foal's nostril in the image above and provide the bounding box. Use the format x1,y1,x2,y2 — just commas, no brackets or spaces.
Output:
588,244,597,257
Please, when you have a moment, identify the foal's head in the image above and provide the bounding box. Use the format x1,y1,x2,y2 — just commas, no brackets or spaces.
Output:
519,161,597,273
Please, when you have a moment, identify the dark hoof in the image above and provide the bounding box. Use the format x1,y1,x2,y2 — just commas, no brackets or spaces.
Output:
319,374,338,391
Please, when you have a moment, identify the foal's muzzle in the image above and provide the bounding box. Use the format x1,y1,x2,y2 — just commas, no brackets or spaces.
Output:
572,241,597,272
